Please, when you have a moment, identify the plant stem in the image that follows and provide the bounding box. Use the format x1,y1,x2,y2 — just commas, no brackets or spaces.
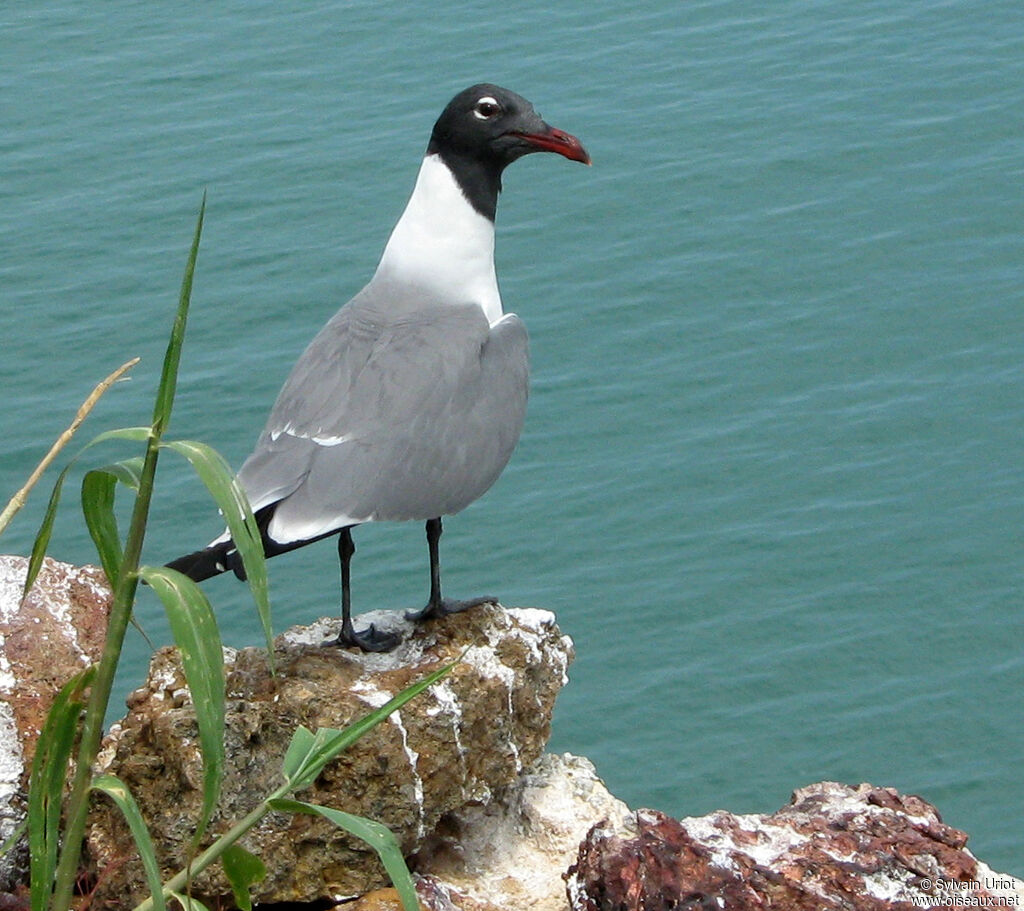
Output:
48,199,203,910
0,358,140,538
49,428,163,909
131,789,287,911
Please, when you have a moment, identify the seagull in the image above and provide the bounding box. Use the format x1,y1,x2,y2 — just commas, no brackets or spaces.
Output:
168,84,589,651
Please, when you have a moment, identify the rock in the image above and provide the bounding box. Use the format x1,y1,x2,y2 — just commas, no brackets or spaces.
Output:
566,780,1024,910
344,888,408,911
9,557,1018,910
0,555,112,890
87,604,573,908
413,752,631,911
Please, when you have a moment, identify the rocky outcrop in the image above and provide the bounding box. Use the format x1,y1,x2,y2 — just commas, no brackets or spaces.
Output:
87,604,573,907
565,781,1024,910
3,558,1021,910
0,555,112,890
413,753,631,911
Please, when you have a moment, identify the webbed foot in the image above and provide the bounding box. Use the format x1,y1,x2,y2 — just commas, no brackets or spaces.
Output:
406,595,497,623
323,621,401,652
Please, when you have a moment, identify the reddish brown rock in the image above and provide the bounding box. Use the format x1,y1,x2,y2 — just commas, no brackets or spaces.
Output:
0,555,111,889
0,556,111,766
566,781,1024,910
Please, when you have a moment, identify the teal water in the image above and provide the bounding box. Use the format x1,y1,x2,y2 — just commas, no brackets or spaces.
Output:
3,2,1022,873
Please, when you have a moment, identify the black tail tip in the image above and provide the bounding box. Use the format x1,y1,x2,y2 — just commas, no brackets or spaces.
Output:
166,541,243,582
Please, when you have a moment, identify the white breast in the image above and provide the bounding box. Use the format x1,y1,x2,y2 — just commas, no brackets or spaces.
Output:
374,154,504,325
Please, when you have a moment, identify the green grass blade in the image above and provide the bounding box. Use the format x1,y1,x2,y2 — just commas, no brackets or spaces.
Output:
0,817,27,859
138,566,224,847
91,775,166,911
51,201,206,911
100,458,149,641
81,468,123,586
153,193,205,432
28,667,93,911
87,426,152,447
220,844,266,911
268,799,419,911
22,428,151,597
100,455,145,491
282,661,455,792
168,892,211,911
280,726,316,780
160,439,272,661
21,423,155,598
81,458,146,588
22,464,71,599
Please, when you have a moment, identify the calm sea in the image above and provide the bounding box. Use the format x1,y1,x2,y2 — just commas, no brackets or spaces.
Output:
2,1,1021,874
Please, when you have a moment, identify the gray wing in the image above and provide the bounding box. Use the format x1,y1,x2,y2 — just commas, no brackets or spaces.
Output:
234,293,380,513
237,294,529,543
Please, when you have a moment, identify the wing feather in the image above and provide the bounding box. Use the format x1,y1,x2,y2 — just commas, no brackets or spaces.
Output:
237,292,528,544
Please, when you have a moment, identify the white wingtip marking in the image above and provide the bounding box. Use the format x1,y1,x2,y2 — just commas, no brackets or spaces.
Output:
311,433,349,446
270,425,350,447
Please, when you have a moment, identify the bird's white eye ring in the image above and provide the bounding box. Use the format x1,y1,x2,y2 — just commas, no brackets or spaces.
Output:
473,96,501,120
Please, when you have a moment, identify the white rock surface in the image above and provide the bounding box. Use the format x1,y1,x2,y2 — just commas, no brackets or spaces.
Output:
414,752,631,911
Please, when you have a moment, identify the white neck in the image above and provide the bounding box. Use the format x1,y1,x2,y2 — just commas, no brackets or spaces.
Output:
373,154,503,325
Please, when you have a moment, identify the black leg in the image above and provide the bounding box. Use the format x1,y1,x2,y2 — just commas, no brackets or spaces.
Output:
406,517,497,622
323,528,400,652
427,515,443,609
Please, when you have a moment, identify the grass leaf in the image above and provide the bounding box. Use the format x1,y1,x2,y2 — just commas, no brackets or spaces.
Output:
22,464,71,599
91,775,166,911
81,458,147,588
138,565,225,847
22,429,150,597
282,661,455,793
267,799,419,911
168,892,212,911
0,817,27,860
81,468,124,586
28,667,94,911
87,426,152,446
220,844,267,911
101,455,145,491
153,192,205,432
280,726,316,779
161,439,272,662
49,198,207,911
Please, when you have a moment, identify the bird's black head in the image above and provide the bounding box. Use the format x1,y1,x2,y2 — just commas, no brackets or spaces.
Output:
427,83,590,220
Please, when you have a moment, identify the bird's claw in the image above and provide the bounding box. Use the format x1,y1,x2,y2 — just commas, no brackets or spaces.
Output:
406,595,497,623
323,622,401,653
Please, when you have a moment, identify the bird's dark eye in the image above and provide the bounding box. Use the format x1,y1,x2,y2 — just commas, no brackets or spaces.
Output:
473,96,501,120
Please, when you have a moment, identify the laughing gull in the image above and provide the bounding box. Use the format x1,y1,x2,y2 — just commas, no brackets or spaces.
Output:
168,84,589,651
